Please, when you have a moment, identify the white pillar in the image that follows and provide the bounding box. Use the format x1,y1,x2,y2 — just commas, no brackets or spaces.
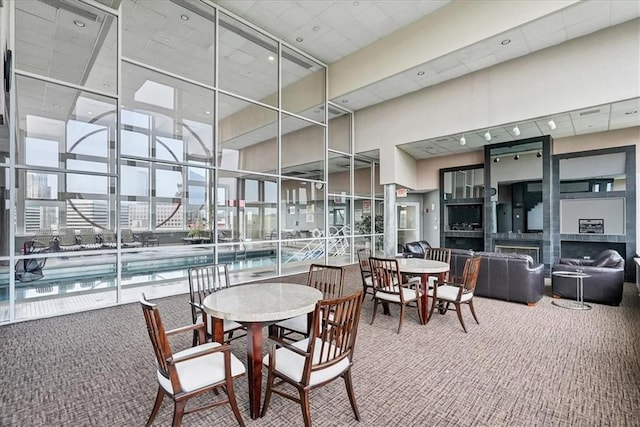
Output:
384,184,396,257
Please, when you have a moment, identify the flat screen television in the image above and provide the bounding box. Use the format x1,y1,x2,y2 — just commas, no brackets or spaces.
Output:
447,204,482,231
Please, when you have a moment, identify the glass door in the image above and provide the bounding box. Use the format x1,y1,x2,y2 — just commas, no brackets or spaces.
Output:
396,202,420,248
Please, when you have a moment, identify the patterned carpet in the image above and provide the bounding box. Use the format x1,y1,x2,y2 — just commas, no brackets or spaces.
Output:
1,264,639,426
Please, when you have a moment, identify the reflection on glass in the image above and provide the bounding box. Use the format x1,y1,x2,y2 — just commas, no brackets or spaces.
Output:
122,0,215,86
282,46,326,123
281,114,324,178
218,171,278,242
218,93,278,173
281,179,325,237
15,1,117,94
121,62,214,165
443,167,484,200
328,105,351,152
559,153,626,193
218,13,278,106
222,242,277,276
354,157,372,197
328,153,351,195
490,141,542,234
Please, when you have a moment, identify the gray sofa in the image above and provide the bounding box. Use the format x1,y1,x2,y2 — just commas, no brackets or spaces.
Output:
551,249,625,306
450,249,545,305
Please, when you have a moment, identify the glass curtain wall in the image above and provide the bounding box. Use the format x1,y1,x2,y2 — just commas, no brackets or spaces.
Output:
3,0,336,323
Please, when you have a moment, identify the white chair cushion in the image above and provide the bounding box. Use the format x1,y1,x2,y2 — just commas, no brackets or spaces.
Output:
428,285,473,302
157,342,245,394
275,314,308,334
407,276,437,287
364,276,372,286
198,314,243,335
263,338,350,386
375,286,421,303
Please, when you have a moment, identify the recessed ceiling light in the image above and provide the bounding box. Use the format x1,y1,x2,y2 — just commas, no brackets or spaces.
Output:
103,83,110,88
87,111,93,115
296,37,303,43
268,55,275,61
53,104,61,109
74,20,86,28
180,14,189,21
313,26,320,32
625,110,638,115
501,39,511,45
205,110,211,115
164,38,170,42
417,71,425,76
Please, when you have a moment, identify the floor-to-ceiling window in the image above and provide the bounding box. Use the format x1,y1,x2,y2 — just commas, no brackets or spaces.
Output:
3,0,373,323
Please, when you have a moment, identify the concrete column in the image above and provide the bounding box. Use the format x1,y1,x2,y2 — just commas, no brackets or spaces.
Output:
384,183,396,257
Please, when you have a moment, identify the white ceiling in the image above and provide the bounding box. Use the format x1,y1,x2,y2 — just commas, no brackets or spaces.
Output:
214,0,640,159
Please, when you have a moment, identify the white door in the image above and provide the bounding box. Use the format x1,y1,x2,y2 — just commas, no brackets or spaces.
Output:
396,202,420,249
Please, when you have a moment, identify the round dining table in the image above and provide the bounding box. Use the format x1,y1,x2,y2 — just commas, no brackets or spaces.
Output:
396,258,450,323
203,282,323,419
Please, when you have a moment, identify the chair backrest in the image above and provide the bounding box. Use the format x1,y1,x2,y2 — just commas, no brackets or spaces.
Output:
188,264,231,323
139,295,174,384
58,229,78,246
302,290,363,384
460,257,482,294
369,257,405,300
357,248,371,275
425,247,451,264
121,228,136,243
307,264,345,299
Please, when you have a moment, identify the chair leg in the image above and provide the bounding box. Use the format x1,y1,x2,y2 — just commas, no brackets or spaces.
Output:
192,329,199,347
370,299,379,325
454,303,467,333
146,387,164,427
299,388,312,427
428,297,438,321
261,364,275,417
172,400,186,427
225,376,245,427
397,304,405,334
468,299,479,324
343,369,361,421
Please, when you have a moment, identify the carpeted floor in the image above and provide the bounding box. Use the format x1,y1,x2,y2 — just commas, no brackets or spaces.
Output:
1,264,639,426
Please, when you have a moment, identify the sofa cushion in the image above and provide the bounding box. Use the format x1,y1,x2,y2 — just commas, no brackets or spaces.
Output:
592,249,624,268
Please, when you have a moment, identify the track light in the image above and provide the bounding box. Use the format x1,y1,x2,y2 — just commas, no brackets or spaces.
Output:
514,154,520,160
484,131,492,141
460,136,466,145
512,125,520,136
547,119,556,130
536,150,542,158
493,157,500,163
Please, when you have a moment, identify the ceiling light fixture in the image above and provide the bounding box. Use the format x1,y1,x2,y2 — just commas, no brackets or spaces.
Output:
512,125,520,136
74,20,86,27
493,157,500,163
341,99,349,103
625,110,638,115
417,71,425,76
205,110,211,115
484,131,492,141
313,26,320,31
501,39,511,45
268,55,275,61
296,37,303,43
548,119,557,130
180,14,189,21
514,154,520,160
460,136,466,146
536,150,542,158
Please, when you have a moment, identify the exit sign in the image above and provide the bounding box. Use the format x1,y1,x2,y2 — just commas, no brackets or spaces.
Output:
396,188,408,197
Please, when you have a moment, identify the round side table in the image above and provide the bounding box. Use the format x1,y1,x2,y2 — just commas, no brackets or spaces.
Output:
552,270,592,310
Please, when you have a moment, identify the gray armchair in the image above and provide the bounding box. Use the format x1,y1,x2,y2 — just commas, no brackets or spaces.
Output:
552,249,625,306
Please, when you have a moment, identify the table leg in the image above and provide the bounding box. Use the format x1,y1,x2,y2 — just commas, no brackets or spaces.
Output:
212,317,224,343
246,322,264,419
420,273,429,324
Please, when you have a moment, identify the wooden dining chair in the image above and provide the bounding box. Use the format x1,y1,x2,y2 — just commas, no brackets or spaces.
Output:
261,290,364,427
428,256,481,333
369,257,423,333
140,294,246,427
271,264,345,340
188,264,246,345
357,248,374,297
407,247,452,286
